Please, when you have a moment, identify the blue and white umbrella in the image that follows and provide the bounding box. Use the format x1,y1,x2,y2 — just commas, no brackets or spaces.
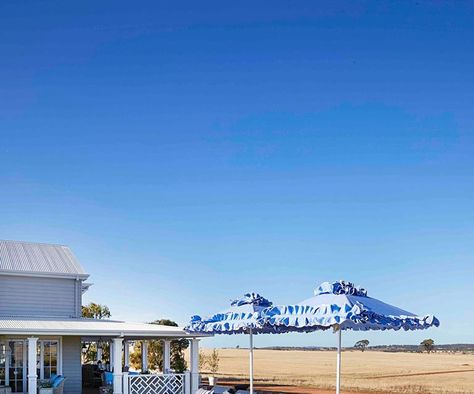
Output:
186,293,273,394
263,281,440,394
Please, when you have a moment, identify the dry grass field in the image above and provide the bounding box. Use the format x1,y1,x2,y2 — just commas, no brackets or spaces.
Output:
198,348,474,394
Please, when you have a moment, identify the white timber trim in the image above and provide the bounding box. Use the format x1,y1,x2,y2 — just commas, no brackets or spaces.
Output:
124,340,130,368
27,337,38,394
190,339,200,394
163,340,171,373
112,337,124,394
141,341,148,372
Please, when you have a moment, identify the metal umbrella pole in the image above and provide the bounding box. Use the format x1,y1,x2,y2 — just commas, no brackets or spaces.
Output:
249,327,254,394
336,328,342,394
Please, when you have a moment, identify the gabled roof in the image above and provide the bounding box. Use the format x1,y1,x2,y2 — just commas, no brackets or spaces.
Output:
0,240,89,280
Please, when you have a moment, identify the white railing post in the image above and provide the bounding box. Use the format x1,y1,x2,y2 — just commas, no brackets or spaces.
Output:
113,338,124,394
27,337,38,394
122,371,129,394
190,339,200,393
184,371,191,394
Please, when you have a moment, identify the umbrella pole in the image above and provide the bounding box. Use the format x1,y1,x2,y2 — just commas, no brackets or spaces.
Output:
249,328,254,394
336,328,342,394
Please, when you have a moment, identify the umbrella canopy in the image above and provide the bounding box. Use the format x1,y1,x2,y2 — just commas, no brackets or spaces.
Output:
263,280,439,332
262,280,439,394
187,292,273,334
186,293,273,394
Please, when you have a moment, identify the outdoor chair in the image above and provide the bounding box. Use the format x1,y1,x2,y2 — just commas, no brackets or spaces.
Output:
103,371,114,386
210,386,234,394
234,385,249,391
195,389,213,394
82,364,102,388
52,376,66,394
0,385,10,394
196,385,243,394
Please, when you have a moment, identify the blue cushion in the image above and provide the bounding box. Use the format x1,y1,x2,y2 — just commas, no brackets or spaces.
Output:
50,374,58,383
52,377,64,388
104,372,114,385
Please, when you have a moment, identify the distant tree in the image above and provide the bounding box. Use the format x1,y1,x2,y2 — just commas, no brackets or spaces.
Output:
420,339,435,353
82,302,111,319
130,319,189,373
81,302,112,363
199,350,208,371
354,339,370,352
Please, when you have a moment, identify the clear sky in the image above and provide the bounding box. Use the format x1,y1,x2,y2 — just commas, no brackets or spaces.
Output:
1,1,473,348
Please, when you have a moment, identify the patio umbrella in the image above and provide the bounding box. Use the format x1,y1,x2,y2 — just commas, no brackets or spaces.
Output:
262,280,440,394
186,293,273,394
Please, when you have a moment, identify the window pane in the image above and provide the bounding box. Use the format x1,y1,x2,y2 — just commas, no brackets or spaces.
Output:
50,343,57,367
0,345,5,385
50,342,58,370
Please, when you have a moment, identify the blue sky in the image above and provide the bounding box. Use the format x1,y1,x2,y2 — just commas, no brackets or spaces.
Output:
1,1,473,348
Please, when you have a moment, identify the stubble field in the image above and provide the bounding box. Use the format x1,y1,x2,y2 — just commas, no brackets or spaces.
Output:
198,348,474,394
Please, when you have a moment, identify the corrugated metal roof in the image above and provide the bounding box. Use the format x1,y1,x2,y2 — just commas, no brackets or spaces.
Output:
0,240,88,279
0,318,209,338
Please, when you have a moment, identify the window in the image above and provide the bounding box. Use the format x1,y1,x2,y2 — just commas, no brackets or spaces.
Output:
0,339,61,393
37,340,59,380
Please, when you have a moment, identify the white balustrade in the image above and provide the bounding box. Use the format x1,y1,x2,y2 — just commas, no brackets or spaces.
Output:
128,374,185,394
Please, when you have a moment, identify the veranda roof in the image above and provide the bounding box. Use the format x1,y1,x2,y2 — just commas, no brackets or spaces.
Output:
0,318,209,338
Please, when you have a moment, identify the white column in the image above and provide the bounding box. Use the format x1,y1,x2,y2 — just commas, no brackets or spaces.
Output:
124,341,130,369
190,339,200,393
141,341,148,372
27,337,38,394
97,344,103,362
109,340,114,371
163,340,171,373
113,338,124,394
336,329,342,394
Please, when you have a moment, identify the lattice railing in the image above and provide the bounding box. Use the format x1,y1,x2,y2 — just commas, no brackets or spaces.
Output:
128,374,185,394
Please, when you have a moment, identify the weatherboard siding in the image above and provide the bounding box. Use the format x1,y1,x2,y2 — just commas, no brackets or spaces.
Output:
62,336,82,394
0,275,80,318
